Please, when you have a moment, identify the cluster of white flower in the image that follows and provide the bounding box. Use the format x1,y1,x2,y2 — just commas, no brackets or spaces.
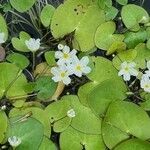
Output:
25,38,40,52
118,61,150,93
51,44,91,85
8,136,21,147
140,61,150,93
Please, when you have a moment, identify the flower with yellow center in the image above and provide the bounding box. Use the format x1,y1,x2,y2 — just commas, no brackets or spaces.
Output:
68,56,91,77
55,45,77,65
118,61,138,81
140,74,150,93
51,66,71,85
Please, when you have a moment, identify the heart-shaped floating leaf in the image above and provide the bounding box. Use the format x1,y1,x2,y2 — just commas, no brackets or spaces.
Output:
10,0,36,12
0,112,8,143
134,43,150,69
73,5,105,52
39,136,57,150
9,107,51,137
0,14,8,42
0,63,28,99
34,76,57,100
6,53,29,69
45,95,102,134
105,6,118,21
87,57,121,83
60,127,105,150
40,4,55,27
44,51,56,66
121,4,149,31
51,0,94,38
102,118,129,149
140,93,150,111
68,95,102,134
114,139,150,150
12,31,31,52
8,116,44,150
112,49,137,70
105,101,150,140
116,0,128,5
107,41,126,55
146,38,150,49
78,82,97,106
124,29,147,49
87,78,127,116
95,21,124,50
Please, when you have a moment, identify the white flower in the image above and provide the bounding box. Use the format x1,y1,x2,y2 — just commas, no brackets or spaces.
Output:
51,66,71,85
140,74,150,93
55,45,77,65
58,44,64,50
25,38,40,52
1,105,6,110
67,109,76,118
0,32,5,44
118,61,138,81
8,136,21,147
144,61,150,77
68,56,91,77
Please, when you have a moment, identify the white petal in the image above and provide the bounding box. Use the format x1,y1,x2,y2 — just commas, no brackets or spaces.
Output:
63,77,71,85
52,76,60,82
82,66,91,74
74,71,82,77
70,49,77,56
121,61,128,68
55,51,63,59
63,46,70,53
123,73,131,81
51,67,59,75
128,62,136,67
118,69,126,76
80,56,89,65
129,68,138,76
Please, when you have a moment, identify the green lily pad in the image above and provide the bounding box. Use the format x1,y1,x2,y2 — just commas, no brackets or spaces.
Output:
107,41,126,55
0,14,8,42
60,127,105,150
121,4,149,31
124,29,147,49
87,78,127,116
0,112,8,143
105,101,150,140
9,107,51,137
78,82,97,106
12,31,31,52
10,0,36,12
140,93,150,111
45,95,102,134
105,6,118,21
73,5,105,52
8,116,44,150
34,76,57,100
44,51,56,66
95,21,124,50
40,5,55,27
116,0,128,5
51,0,95,38
87,57,121,83
114,139,150,150
39,136,57,150
134,43,150,69
0,63,27,99
6,53,29,69
102,118,129,149
146,38,150,49
112,49,137,70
